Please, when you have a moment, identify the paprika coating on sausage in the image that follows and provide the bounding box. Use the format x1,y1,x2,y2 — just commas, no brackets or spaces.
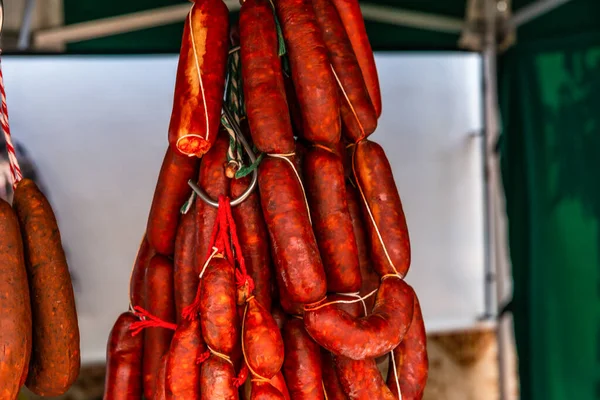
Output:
103,312,143,400
174,205,199,322
283,74,305,139
168,0,230,157
200,355,239,400
129,235,155,310
200,257,239,356
270,371,291,400
352,140,411,277
345,182,379,312
258,155,327,304
270,304,288,331
303,146,361,292
147,147,199,256
166,319,205,399
13,179,80,396
231,176,273,311
312,0,377,143
386,292,428,400
243,297,285,380
282,318,325,400
251,381,286,400
143,254,176,399
334,357,395,400
321,350,348,400
196,129,230,270
0,198,32,399
304,276,415,360
155,352,169,400
274,0,341,147
240,0,295,154
329,0,382,117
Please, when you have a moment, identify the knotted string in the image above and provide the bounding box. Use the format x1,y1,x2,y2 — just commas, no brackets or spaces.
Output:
129,306,177,336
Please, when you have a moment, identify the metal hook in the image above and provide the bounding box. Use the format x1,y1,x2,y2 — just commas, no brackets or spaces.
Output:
188,106,258,208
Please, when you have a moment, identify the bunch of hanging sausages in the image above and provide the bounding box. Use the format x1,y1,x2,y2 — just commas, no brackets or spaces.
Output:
104,0,428,398
0,179,80,399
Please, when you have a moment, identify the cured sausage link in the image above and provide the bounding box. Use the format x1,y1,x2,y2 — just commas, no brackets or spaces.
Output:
312,0,377,142
0,198,31,399
147,147,199,256
240,0,296,154
352,140,411,278
258,155,327,304
103,312,143,400
303,146,361,293
304,276,415,360
13,178,80,396
143,255,176,399
386,293,428,400
282,318,325,400
168,0,230,157
166,319,205,399
334,357,395,400
330,0,382,117
274,0,341,147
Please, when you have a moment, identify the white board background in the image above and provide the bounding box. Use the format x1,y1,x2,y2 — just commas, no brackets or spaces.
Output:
1,54,484,364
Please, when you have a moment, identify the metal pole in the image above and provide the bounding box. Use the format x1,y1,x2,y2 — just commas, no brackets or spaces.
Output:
481,0,512,399
17,0,37,50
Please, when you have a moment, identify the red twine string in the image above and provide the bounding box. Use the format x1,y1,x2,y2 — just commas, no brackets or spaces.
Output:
233,364,249,388
182,195,255,320
0,63,23,188
129,306,177,336
196,350,210,365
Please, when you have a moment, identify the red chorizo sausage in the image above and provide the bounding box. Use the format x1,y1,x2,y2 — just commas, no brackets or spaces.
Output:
303,146,361,292
147,147,199,256
321,350,348,400
200,355,239,400
231,176,273,311
155,352,169,400
103,312,143,400
312,0,377,143
240,0,295,154
352,140,411,277
271,371,291,400
143,255,176,399
345,182,379,311
166,319,205,399
386,293,428,400
282,318,324,400
174,205,198,322
200,257,239,355
12,178,80,396
334,357,394,400
258,155,327,304
168,0,229,157
304,276,414,360
329,0,381,117
251,381,286,400
197,129,230,269
0,198,31,399
243,298,285,380
274,0,341,147
129,235,155,309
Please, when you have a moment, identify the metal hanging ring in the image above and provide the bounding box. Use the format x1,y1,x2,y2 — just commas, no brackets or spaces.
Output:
188,106,258,208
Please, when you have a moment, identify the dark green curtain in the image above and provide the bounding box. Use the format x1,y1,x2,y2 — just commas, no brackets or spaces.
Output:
499,31,600,400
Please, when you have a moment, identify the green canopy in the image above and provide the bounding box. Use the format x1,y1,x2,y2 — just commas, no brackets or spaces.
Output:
55,1,600,399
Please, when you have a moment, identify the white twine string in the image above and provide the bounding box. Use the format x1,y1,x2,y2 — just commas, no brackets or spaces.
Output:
351,147,401,276
391,349,402,400
267,153,312,224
